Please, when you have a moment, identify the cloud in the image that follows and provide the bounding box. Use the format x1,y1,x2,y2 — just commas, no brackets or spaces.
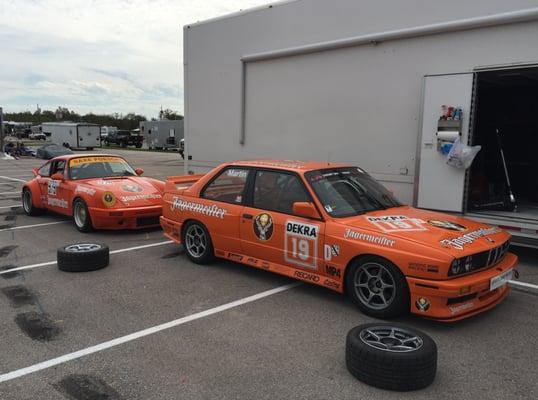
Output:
0,0,274,118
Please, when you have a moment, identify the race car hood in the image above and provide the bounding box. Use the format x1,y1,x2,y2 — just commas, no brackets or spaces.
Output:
78,176,163,207
338,206,510,257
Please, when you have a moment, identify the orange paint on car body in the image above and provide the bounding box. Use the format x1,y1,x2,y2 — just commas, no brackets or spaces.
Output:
23,154,164,230
161,160,517,321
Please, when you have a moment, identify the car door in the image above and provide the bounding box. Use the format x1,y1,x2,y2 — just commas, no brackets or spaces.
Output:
46,160,70,214
198,166,251,254
240,169,325,272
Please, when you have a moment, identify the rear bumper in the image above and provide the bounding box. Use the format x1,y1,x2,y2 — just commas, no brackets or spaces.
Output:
89,205,162,230
160,215,182,242
407,252,518,321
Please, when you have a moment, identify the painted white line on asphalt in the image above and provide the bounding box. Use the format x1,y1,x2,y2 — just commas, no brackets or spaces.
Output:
0,191,20,195
0,282,298,383
510,280,538,290
0,240,174,275
0,204,20,209
0,221,69,233
0,181,23,185
0,176,26,183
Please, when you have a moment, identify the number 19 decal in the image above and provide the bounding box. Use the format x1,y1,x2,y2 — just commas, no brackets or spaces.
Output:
284,220,319,269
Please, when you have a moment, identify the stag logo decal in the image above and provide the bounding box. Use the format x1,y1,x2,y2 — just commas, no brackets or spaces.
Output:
253,213,273,241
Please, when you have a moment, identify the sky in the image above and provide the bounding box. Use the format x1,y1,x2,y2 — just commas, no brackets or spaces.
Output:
0,0,274,119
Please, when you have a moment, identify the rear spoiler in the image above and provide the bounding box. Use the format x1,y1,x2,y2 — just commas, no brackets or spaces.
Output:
164,174,205,192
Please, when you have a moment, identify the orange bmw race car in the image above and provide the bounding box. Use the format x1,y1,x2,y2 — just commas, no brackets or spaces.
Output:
160,160,518,321
22,154,164,231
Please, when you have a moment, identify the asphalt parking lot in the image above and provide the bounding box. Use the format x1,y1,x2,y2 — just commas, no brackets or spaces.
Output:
0,149,537,400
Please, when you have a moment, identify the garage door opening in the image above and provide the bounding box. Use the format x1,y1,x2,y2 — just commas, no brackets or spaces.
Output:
467,67,538,220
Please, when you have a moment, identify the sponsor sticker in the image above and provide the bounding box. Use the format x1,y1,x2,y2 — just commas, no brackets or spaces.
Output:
47,197,68,208
294,270,320,283
171,197,227,219
440,227,501,250
95,180,114,186
48,180,60,196
323,279,340,290
69,156,124,166
122,184,143,193
344,228,395,247
226,169,248,179
285,220,319,269
253,213,274,241
449,301,474,315
102,192,117,207
325,265,341,278
415,297,430,312
324,244,340,261
367,215,427,232
428,219,466,231
75,185,96,196
120,193,162,203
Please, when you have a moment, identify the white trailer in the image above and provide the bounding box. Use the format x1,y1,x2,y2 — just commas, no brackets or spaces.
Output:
42,122,101,150
140,120,184,150
184,0,538,247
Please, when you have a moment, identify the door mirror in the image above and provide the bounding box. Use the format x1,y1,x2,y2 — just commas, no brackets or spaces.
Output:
135,168,144,176
51,172,64,181
292,202,320,219
32,167,39,177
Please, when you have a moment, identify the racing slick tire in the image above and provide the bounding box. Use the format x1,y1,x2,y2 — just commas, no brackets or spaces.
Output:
73,198,93,232
22,188,46,216
182,221,215,264
346,256,409,319
57,243,109,272
346,323,437,391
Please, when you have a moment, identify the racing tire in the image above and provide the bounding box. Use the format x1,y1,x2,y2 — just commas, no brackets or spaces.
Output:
57,243,109,272
73,198,93,232
346,256,409,319
135,143,142,149
346,323,437,391
182,221,215,264
21,188,46,216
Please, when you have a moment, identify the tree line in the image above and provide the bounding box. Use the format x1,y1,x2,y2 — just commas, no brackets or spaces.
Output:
4,107,183,131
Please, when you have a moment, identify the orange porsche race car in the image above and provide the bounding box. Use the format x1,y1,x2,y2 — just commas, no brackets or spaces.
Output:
160,160,518,321
22,154,164,231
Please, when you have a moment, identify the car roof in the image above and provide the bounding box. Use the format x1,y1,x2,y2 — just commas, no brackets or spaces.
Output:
227,159,352,172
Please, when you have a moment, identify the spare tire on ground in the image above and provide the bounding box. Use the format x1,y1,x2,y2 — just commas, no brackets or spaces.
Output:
57,243,109,272
346,323,437,391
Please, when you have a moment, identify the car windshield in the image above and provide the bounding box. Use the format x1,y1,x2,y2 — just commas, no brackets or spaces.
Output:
305,167,402,217
69,156,136,180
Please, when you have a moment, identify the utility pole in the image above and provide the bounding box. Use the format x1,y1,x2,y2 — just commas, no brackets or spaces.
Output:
0,107,4,155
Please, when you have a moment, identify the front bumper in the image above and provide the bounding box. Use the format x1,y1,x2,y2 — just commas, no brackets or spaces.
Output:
407,252,518,321
89,205,162,230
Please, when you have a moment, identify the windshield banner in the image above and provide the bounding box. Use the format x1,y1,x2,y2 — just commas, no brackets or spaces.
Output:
69,156,125,166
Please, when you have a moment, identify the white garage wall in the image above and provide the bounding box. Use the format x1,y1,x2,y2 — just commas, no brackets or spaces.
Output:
184,0,538,203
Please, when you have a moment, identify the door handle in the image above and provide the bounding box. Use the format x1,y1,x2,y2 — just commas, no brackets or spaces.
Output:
242,213,253,219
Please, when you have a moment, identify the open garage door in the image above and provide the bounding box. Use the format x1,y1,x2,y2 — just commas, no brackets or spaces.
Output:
417,73,475,212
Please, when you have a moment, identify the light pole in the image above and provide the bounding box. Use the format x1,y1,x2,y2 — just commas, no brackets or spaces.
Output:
0,107,4,154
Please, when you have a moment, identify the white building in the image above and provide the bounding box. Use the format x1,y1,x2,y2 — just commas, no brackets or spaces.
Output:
184,0,538,245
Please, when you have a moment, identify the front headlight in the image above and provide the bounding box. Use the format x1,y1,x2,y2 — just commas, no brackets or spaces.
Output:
450,259,462,276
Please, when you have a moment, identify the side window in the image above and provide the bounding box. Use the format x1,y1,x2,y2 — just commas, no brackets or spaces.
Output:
37,162,51,177
253,171,310,214
202,168,249,204
51,160,66,175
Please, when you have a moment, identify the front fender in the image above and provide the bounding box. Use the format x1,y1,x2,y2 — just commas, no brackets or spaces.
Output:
24,180,44,208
